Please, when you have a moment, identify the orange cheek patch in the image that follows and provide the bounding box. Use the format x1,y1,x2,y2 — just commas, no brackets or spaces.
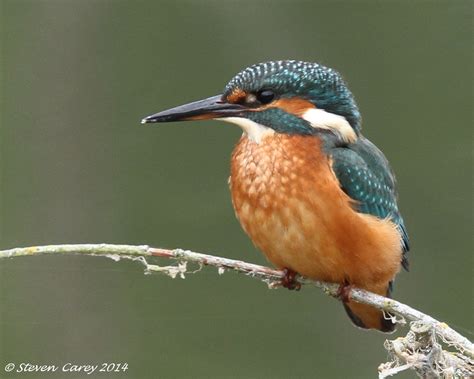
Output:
271,97,315,116
226,88,247,104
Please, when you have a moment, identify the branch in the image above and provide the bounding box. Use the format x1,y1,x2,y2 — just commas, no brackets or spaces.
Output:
1,244,472,377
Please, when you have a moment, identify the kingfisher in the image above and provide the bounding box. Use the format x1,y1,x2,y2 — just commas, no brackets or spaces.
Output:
142,60,409,332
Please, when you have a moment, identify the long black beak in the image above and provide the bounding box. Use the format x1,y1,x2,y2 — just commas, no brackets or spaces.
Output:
141,95,246,124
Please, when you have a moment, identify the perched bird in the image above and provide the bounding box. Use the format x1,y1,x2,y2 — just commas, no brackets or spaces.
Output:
142,60,409,332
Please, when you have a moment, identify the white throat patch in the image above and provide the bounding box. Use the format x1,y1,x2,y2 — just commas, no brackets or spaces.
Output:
219,117,275,143
301,108,357,143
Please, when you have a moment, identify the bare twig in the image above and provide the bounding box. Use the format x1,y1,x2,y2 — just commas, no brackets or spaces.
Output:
1,244,472,377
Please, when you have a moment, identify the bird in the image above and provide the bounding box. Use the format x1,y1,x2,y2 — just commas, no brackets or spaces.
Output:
142,60,409,332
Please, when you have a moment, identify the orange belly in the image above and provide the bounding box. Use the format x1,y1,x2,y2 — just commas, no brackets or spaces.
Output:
229,133,402,290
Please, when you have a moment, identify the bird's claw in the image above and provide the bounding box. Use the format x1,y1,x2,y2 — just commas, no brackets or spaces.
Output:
336,282,354,302
281,268,301,291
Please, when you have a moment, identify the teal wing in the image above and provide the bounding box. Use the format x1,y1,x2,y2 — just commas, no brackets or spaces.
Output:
330,137,409,270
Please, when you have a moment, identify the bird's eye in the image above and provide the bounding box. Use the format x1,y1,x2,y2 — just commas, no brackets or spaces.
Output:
256,90,275,104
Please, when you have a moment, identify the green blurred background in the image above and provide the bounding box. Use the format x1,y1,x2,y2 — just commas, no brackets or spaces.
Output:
0,1,472,378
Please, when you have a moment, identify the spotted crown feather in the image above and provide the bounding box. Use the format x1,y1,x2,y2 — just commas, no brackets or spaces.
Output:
224,60,362,132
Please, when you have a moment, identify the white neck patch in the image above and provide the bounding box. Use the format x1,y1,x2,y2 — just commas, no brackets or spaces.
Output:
301,108,357,143
218,117,275,144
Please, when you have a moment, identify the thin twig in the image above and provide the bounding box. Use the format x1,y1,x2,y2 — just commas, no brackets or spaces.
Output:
1,243,473,377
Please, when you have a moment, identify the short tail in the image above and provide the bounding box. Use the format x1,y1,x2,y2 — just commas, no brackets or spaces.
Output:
343,281,396,333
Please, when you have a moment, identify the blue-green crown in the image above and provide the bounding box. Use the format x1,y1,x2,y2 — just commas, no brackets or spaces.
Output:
223,60,361,132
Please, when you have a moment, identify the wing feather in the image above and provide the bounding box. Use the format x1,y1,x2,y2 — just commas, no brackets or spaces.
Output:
330,137,409,270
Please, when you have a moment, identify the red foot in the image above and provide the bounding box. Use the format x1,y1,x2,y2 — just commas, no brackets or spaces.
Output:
281,268,301,291
336,283,354,302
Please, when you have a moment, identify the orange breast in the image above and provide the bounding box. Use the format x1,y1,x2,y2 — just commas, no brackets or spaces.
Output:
229,133,402,290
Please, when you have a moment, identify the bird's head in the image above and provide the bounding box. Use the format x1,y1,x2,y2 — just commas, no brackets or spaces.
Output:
142,60,361,144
